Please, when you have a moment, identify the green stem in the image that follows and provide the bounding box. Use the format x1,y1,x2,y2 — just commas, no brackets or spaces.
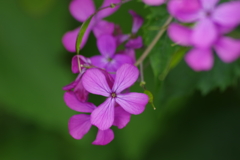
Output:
134,16,173,66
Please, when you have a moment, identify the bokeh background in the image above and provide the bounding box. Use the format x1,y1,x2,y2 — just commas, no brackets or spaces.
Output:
1,0,240,160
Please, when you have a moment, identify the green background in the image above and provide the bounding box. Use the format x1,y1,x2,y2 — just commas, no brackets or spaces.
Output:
0,0,240,160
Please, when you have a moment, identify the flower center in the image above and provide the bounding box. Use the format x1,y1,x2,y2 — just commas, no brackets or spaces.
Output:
107,57,113,62
206,11,211,17
111,92,117,98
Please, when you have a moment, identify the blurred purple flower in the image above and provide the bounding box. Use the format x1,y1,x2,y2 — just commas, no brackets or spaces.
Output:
168,0,240,49
62,0,120,52
168,23,240,71
82,64,149,130
142,0,165,6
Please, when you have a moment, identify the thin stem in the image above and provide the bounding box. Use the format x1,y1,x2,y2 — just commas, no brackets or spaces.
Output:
140,62,144,82
134,16,173,66
77,56,82,73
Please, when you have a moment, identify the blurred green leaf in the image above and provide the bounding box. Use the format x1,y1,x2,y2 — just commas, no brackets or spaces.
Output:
159,57,240,106
143,5,180,79
76,16,93,54
170,47,189,69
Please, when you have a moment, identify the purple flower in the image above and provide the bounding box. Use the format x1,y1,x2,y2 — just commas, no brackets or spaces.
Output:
62,0,120,52
64,91,131,145
82,64,149,130
168,23,240,71
168,0,240,49
90,35,133,72
142,0,165,6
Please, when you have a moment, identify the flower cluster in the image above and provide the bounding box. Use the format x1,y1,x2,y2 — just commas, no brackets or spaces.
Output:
62,0,240,145
62,0,149,145
167,0,240,71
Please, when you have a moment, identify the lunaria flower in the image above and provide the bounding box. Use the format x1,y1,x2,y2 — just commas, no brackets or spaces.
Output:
62,0,121,52
90,34,133,72
82,64,149,130
142,0,165,6
168,23,240,71
64,90,131,145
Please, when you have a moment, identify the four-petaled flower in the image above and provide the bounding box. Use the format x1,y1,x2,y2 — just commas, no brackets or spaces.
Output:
82,64,149,130
167,0,240,71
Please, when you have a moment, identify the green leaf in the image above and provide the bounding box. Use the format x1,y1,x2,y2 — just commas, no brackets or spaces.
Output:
143,5,180,80
144,4,240,105
144,90,154,103
170,47,189,69
76,16,93,54
144,90,156,110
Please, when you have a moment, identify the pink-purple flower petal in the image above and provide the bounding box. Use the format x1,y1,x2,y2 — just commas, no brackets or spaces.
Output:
114,54,134,66
91,98,115,130
73,79,89,102
102,54,133,74
168,0,201,22
125,36,143,49
62,28,79,52
63,79,79,91
200,0,219,10
212,1,240,29
129,10,144,34
142,0,165,6
68,114,92,139
97,35,116,57
62,26,92,52
113,106,131,129
90,55,108,69
116,93,148,115
214,36,240,63
92,129,114,145
116,34,130,46
93,20,115,38
185,48,214,71
69,0,96,22
112,64,139,93
121,49,136,63
96,0,121,20
167,23,192,46
64,91,96,112
71,55,91,74
82,68,112,97
191,18,217,49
